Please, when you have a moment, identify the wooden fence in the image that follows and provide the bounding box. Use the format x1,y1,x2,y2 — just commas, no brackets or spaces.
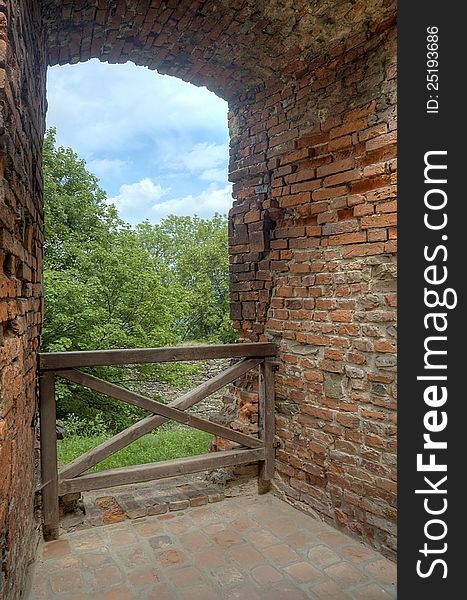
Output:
38,343,276,540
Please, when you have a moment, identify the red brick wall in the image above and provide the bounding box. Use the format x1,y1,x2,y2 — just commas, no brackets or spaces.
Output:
0,0,46,597
227,20,397,559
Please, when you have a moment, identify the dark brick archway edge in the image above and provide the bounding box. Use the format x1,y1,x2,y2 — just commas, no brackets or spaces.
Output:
1,1,396,597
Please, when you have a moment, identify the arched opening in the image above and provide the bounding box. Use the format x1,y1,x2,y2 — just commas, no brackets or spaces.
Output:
44,59,241,476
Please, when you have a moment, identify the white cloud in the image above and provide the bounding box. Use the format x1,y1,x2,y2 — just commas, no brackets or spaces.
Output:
46,59,231,223
151,184,232,221
108,178,169,212
46,60,229,160
183,142,228,172
200,167,227,182
87,158,129,178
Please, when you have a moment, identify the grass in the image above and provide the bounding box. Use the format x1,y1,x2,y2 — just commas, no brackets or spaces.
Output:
57,424,213,473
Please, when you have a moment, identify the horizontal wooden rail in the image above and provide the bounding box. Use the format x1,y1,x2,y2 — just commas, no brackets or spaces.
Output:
59,448,265,494
39,342,276,370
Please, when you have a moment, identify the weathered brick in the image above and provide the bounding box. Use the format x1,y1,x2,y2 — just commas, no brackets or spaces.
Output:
344,243,385,257
327,231,367,246
317,158,354,178
324,168,361,187
361,213,397,228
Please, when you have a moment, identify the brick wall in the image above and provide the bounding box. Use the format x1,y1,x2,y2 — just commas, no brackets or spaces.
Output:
0,0,46,597
226,19,397,558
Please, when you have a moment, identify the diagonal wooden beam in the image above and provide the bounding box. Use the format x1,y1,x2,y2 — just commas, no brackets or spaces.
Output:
59,448,266,495
58,358,263,479
58,368,263,449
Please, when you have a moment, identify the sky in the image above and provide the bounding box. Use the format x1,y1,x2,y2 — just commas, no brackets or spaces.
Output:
46,59,232,225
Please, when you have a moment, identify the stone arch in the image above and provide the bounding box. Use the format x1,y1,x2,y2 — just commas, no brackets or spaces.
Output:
0,1,397,596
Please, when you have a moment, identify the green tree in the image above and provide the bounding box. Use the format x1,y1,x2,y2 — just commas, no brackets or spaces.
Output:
42,129,235,431
136,214,236,343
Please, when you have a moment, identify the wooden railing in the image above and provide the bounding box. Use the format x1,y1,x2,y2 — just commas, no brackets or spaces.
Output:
38,343,276,540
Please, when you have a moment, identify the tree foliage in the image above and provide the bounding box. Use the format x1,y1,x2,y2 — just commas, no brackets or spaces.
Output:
43,129,235,431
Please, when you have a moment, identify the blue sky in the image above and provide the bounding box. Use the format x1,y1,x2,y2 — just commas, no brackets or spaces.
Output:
46,59,232,224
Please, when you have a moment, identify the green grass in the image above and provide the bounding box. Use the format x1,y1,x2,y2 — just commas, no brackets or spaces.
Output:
57,424,213,472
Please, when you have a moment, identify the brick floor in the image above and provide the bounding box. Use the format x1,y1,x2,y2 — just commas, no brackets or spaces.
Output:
29,494,397,599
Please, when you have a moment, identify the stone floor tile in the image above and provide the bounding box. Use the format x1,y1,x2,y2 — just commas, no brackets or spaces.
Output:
250,506,282,523
317,529,353,550
251,564,283,584
224,583,263,600
262,581,312,600
187,506,218,523
213,528,244,548
340,543,378,564
311,579,353,600
42,539,71,560
166,518,193,534
228,543,265,568
148,534,173,550
168,565,205,588
284,530,318,551
80,551,114,569
132,520,163,537
284,560,322,583
230,516,257,531
28,573,48,599
204,522,226,535
44,553,79,570
114,545,153,568
56,595,94,600
267,517,301,537
70,530,106,552
308,545,342,569
263,543,301,566
140,583,177,600
157,513,177,522
324,562,369,587
107,529,138,546
363,558,397,585
211,565,246,587
94,587,137,600
127,566,160,588
350,583,396,599
178,530,209,549
244,528,280,548
49,568,83,594
156,548,187,567
192,548,227,569
178,584,221,600
92,564,124,587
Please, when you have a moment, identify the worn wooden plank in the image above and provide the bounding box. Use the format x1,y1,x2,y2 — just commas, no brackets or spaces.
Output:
39,372,60,540
57,369,263,449
59,448,265,494
59,358,262,479
39,342,276,370
258,358,276,493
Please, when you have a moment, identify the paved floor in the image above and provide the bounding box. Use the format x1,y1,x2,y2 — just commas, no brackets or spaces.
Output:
29,493,396,599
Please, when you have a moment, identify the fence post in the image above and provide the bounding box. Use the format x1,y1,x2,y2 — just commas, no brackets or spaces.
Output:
39,371,60,540
258,357,275,493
